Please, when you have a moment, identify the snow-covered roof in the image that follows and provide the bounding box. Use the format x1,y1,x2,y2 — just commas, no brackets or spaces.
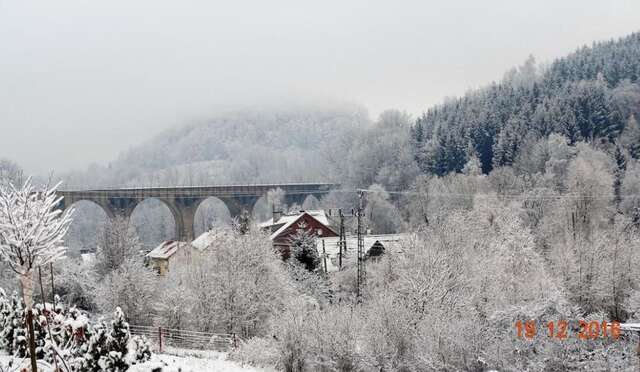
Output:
80,252,95,264
191,228,237,251
259,210,331,229
191,231,215,251
267,210,333,240
316,234,406,272
146,240,188,260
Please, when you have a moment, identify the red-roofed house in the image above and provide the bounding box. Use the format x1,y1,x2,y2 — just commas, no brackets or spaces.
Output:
259,210,338,259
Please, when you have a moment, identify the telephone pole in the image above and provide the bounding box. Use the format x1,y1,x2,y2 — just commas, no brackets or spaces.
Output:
356,190,366,302
326,208,352,271
338,209,346,269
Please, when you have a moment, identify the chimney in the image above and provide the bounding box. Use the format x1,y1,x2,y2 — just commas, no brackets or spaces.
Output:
272,204,282,223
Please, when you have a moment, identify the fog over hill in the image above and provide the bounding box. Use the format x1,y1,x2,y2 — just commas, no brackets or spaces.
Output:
61,103,370,188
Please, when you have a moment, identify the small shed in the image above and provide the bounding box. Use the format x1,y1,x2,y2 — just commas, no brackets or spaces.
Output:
146,240,190,275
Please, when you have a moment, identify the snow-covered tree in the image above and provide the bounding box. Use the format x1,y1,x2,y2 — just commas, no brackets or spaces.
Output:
80,318,110,372
285,260,331,306
363,184,402,234
94,216,142,278
621,161,640,225
103,307,130,371
53,258,97,311
94,258,157,325
562,143,615,241
0,178,73,372
160,227,291,338
288,222,320,271
620,115,640,159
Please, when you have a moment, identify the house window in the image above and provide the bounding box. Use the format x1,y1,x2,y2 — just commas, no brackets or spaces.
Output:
317,228,323,236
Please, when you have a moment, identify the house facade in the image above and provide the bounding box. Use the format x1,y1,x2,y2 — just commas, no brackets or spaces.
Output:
259,210,339,259
145,240,190,275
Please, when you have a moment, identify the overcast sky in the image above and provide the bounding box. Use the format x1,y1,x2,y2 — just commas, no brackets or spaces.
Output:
1,0,639,175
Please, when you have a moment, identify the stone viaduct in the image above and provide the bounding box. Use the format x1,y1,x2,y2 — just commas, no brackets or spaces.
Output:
57,183,336,241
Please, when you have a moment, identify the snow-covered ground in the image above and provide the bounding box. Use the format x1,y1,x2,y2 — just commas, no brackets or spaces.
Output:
0,351,272,372
131,352,269,372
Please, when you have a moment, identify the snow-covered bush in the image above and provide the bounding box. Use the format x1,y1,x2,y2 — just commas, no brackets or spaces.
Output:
285,260,332,306
158,227,292,338
53,259,98,311
305,306,362,372
229,337,279,368
276,309,309,372
127,335,152,365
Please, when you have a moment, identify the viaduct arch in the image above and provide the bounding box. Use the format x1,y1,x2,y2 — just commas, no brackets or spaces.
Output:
57,183,336,242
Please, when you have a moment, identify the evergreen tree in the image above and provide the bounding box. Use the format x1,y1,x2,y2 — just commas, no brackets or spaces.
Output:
0,291,24,356
105,307,130,372
81,319,111,372
0,288,9,350
288,223,320,272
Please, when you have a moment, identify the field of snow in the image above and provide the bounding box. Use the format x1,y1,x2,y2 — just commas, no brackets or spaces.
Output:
0,351,272,372
130,352,269,372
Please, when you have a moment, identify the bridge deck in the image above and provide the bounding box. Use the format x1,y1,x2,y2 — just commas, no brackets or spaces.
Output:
59,183,336,197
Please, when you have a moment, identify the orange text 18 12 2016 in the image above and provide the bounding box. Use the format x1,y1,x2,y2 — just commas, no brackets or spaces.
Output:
515,320,621,341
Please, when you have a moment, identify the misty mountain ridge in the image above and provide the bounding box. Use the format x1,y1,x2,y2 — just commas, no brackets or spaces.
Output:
63,103,370,188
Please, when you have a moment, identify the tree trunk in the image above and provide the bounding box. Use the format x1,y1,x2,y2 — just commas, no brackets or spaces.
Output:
20,272,38,372
26,308,38,372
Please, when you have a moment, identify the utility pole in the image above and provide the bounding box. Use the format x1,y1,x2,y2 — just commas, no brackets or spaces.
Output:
356,190,366,302
338,209,345,269
322,240,328,276
325,208,352,271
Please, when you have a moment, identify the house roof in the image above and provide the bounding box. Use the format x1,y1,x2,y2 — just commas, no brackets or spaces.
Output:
191,231,216,251
191,228,235,251
146,240,188,260
80,252,95,264
268,210,335,240
258,209,331,229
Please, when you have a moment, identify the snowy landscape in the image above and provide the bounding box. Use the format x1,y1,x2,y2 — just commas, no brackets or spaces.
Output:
2,2,640,371
1,351,271,372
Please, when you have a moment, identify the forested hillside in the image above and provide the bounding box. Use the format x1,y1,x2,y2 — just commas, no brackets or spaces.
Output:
412,32,640,176
63,104,370,188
